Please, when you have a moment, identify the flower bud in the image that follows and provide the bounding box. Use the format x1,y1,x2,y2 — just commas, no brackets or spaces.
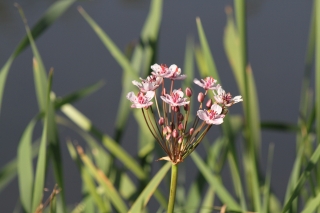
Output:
166,126,172,133
178,113,184,121
206,99,213,109
178,137,183,144
184,104,189,111
185,87,192,97
158,117,164,126
172,129,178,138
172,106,180,112
163,127,168,135
178,123,184,131
198,92,204,103
189,128,194,135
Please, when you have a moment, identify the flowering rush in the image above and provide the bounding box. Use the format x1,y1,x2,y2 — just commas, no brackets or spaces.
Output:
127,63,242,164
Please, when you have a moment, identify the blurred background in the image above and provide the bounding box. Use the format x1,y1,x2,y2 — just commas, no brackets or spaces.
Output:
0,0,314,211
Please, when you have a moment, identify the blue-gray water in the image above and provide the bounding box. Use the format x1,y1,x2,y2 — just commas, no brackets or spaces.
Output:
0,0,313,211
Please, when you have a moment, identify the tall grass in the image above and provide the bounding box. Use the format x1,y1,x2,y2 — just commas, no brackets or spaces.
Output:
0,0,319,212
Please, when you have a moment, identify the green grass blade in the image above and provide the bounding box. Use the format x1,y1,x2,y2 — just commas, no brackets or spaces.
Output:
54,80,105,109
196,18,219,80
16,4,48,111
0,141,40,194
77,146,128,213
66,141,109,213
282,143,320,213
315,0,320,145
301,191,320,213
17,118,37,212
199,188,215,213
183,36,195,89
191,151,241,211
78,6,139,143
31,71,54,212
128,162,171,213
262,144,274,213
61,104,147,180
0,0,75,114
58,115,138,200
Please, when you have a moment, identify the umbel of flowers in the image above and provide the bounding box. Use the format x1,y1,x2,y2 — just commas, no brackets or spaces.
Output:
127,64,242,165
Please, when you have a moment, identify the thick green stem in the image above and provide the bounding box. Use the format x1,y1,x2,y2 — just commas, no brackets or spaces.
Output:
167,164,178,213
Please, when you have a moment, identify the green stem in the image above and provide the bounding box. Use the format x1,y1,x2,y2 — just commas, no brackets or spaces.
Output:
167,163,178,213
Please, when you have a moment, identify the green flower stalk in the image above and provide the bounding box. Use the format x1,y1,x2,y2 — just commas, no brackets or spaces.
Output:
127,63,242,212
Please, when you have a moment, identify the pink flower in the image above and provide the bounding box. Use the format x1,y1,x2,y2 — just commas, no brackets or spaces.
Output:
197,104,225,125
160,89,190,106
151,63,186,80
132,75,163,93
193,77,217,90
127,91,155,108
213,86,243,107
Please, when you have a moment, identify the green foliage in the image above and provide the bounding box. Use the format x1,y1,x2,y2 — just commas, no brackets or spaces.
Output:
1,0,320,212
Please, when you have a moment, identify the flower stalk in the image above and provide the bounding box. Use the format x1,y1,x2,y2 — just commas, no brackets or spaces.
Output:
167,164,178,213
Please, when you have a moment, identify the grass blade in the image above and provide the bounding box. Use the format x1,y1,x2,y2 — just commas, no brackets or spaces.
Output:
54,80,105,109
76,146,128,213
31,71,54,212
282,143,320,213
301,191,320,213
66,141,110,213
315,0,320,145
0,0,75,114
61,104,147,180
128,162,171,213
17,118,37,212
191,151,241,211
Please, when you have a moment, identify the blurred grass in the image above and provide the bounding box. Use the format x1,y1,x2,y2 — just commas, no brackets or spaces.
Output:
1,0,320,212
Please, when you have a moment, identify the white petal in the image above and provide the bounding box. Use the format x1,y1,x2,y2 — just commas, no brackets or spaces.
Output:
145,91,155,99
197,110,209,121
211,104,222,114
126,92,136,102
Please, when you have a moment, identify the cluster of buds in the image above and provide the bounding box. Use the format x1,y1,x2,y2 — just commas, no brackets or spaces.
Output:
127,63,242,164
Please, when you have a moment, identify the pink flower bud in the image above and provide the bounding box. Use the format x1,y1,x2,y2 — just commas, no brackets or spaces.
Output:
172,129,178,138
158,117,164,126
178,123,184,131
178,113,184,121
185,87,192,97
171,106,180,112
198,92,204,103
189,128,194,135
178,137,183,144
166,126,172,133
184,104,189,111
163,127,167,135
206,99,213,109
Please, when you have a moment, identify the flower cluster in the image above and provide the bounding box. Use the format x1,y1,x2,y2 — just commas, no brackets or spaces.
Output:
127,63,242,164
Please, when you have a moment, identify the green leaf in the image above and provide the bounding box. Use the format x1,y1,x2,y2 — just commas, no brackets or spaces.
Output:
282,143,320,213
17,118,37,212
315,0,320,145
301,191,320,213
0,141,40,194
66,141,109,213
262,144,274,213
31,71,54,212
77,146,128,213
0,0,75,114
54,80,105,109
61,104,147,180
128,162,171,213
195,18,219,81
191,151,241,211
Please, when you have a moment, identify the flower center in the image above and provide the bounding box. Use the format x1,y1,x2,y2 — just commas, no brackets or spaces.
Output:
207,109,217,120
